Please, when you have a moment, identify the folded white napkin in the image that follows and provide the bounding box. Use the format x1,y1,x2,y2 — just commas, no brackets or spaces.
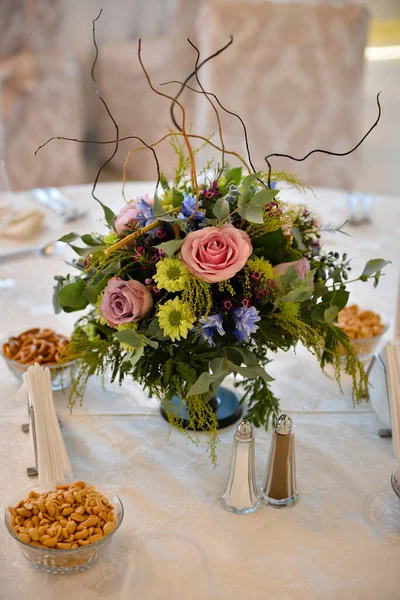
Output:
23,363,73,484
385,342,400,459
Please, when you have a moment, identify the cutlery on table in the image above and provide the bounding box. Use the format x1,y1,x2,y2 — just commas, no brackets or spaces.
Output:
31,187,87,222
346,192,373,226
0,241,64,263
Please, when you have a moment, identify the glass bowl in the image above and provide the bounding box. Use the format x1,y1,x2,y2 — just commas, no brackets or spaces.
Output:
0,343,75,392
339,323,389,363
5,481,124,574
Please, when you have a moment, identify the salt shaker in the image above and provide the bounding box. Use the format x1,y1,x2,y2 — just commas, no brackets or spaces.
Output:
222,420,260,514
261,414,298,508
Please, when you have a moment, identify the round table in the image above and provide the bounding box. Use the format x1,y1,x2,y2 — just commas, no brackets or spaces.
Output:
0,182,400,599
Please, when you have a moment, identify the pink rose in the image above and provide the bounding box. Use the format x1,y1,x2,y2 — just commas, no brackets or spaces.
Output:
273,257,312,291
180,224,252,283
115,194,154,236
99,277,153,327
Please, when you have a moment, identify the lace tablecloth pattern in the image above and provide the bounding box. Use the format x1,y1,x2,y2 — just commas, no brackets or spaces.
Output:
0,183,399,599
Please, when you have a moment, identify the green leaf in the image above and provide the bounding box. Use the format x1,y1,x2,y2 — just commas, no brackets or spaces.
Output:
171,188,184,208
361,259,391,278
187,371,227,397
213,197,230,221
153,195,175,221
225,346,259,366
52,279,63,314
281,285,314,303
210,357,226,374
225,167,242,185
230,363,274,383
156,239,183,257
114,329,143,348
251,189,279,206
68,245,94,257
58,232,80,243
291,227,306,251
324,305,339,323
279,265,299,291
58,280,88,309
241,171,261,191
81,234,103,247
252,228,288,263
142,336,159,349
99,201,116,231
144,319,168,340
128,346,144,366
237,203,264,224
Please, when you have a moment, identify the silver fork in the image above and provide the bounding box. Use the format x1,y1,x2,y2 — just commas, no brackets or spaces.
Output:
31,187,87,222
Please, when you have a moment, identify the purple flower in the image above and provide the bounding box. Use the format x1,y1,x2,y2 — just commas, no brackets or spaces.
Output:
179,193,205,221
233,306,260,343
202,181,221,200
200,312,225,345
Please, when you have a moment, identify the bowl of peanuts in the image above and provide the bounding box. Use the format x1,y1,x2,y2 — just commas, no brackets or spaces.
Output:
5,480,124,574
337,305,389,362
1,328,75,391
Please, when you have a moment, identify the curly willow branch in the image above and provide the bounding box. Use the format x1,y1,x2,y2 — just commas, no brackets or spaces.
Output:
35,12,161,199
138,39,199,219
170,36,233,131
121,131,251,203
264,92,383,187
162,79,260,176
187,38,226,170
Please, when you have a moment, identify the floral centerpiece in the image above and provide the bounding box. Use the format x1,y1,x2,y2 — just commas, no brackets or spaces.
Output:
44,15,388,460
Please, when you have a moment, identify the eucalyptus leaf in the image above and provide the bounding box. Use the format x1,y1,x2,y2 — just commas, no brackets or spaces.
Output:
114,329,143,348
292,227,306,251
58,232,80,244
142,336,159,349
241,171,261,191
230,363,274,383
144,319,169,340
361,259,391,278
324,305,339,323
237,204,264,224
171,188,184,208
129,345,144,366
156,239,184,257
81,234,104,247
153,195,175,222
213,197,230,221
68,245,94,257
187,371,228,397
58,280,88,309
99,201,116,231
281,285,314,303
252,189,279,206
225,167,242,185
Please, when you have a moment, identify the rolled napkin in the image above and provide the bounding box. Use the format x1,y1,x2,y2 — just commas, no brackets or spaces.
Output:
23,363,73,484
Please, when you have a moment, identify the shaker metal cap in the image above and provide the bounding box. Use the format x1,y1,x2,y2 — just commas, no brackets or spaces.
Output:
275,414,293,435
235,420,254,440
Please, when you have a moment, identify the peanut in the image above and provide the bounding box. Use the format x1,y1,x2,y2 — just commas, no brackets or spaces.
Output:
16,508,32,518
8,481,116,550
74,529,88,540
28,528,40,541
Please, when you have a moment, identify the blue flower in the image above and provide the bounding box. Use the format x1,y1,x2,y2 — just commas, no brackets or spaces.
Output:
179,193,205,221
200,312,225,345
233,306,260,343
135,199,156,228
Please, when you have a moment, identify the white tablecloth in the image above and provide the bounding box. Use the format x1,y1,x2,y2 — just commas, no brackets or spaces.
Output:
1,183,400,600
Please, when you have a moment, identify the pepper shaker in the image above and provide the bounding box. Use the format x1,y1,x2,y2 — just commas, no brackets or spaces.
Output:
222,420,260,514
261,414,298,508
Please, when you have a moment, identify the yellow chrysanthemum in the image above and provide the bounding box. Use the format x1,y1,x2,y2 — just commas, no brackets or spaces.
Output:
157,297,194,342
154,258,189,292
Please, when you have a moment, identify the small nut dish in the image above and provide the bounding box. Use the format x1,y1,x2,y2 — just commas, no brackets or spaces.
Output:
337,305,389,362
5,480,124,574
